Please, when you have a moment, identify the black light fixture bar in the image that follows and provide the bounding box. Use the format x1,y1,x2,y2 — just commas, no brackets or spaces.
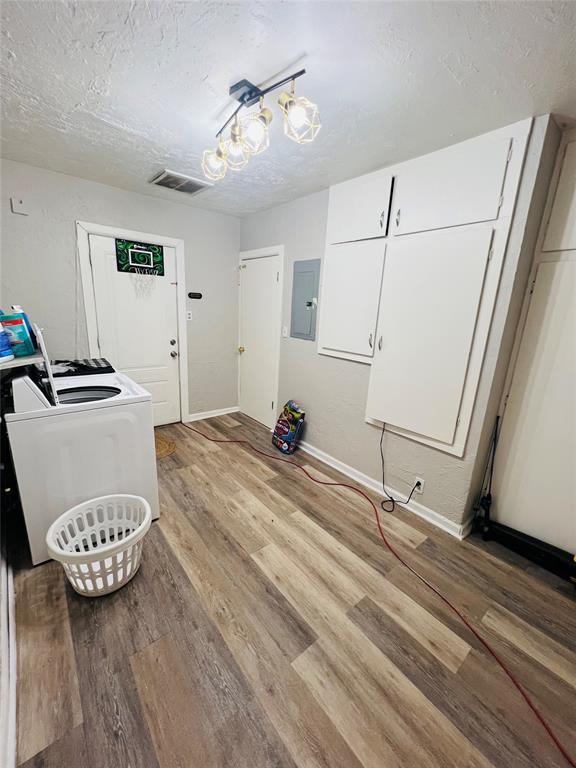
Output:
216,68,306,137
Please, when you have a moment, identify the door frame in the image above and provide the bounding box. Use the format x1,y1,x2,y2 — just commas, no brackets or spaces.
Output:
76,220,189,422
238,245,284,428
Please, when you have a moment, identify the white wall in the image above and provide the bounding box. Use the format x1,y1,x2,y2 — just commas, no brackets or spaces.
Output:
240,116,557,527
0,160,240,415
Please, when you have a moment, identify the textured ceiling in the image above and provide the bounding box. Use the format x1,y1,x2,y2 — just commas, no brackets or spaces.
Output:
1,1,576,216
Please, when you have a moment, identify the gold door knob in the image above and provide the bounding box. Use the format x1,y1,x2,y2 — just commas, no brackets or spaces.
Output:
238,346,245,353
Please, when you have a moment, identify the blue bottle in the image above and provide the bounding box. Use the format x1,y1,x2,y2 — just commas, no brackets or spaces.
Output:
0,322,15,362
10,305,37,348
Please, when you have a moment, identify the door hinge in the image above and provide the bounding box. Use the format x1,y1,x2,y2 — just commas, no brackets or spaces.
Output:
271,400,274,410
488,248,494,261
507,144,513,163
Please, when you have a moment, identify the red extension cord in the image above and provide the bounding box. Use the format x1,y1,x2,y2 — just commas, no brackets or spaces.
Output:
183,422,576,767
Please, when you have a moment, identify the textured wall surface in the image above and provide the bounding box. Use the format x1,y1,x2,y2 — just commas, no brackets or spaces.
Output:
1,2,575,216
241,117,554,526
0,160,240,415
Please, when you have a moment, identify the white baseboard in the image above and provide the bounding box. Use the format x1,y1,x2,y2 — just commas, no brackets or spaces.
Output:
184,406,239,423
299,439,471,540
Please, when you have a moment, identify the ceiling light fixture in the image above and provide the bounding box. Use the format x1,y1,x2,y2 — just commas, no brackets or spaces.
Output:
201,139,228,181
201,68,320,181
241,98,273,156
223,114,251,171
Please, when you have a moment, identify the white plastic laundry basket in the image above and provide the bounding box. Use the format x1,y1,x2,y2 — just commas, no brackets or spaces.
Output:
46,494,152,597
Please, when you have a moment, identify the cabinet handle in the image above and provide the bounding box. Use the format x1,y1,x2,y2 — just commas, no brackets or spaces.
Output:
368,333,373,348
170,351,178,358
379,210,386,229
395,208,401,227
378,336,383,351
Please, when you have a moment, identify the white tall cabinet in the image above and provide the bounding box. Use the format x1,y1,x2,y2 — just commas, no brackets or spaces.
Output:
317,118,534,456
492,128,576,551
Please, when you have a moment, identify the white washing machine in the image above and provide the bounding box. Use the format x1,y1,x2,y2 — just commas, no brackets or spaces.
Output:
5,337,160,565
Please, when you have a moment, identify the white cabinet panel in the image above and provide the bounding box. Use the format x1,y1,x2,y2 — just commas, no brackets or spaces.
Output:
326,170,393,244
543,140,576,252
318,240,385,361
492,262,576,551
366,228,493,443
392,136,511,236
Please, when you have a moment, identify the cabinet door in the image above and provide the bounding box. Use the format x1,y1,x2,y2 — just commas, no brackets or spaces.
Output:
392,135,511,236
326,170,393,244
543,139,576,252
318,240,385,361
366,228,493,444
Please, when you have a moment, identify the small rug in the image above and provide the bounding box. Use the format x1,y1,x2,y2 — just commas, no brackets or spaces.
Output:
155,433,176,459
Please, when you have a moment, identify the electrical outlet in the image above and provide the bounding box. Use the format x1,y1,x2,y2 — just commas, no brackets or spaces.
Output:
10,196,28,215
415,477,425,495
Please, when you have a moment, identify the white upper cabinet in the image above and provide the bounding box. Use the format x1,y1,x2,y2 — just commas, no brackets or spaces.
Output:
543,139,576,252
391,135,512,236
326,169,393,244
365,228,493,444
317,240,385,363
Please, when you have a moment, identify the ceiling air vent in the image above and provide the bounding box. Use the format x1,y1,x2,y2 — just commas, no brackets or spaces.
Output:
149,169,212,196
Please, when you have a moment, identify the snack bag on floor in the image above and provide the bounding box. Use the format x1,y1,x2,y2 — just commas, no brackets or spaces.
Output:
272,400,305,454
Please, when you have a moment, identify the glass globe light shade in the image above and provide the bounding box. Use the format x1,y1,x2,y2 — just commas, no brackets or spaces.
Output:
278,91,321,144
201,143,227,181
241,107,273,155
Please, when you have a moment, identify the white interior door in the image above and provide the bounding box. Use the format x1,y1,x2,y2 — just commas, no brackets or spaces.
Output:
238,252,282,429
89,234,180,426
492,261,576,551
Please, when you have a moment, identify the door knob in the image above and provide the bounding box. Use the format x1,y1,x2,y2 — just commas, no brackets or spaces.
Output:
169,339,176,345
170,351,178,358
238,346,245,353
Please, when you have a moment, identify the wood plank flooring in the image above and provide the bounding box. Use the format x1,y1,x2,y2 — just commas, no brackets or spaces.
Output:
13,413,576,767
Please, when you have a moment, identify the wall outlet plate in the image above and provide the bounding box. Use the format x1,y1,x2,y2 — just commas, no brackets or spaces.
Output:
10,196,28,215
415,477,425,494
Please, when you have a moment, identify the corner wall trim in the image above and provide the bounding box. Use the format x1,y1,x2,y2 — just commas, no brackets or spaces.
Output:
0,553,16,768
298,439,471,540
184,406,240,423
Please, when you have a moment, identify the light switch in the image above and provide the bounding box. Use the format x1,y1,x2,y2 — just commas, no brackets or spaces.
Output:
10,196,28,215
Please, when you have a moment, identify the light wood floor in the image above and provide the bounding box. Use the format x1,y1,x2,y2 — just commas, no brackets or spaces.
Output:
14,413,576,767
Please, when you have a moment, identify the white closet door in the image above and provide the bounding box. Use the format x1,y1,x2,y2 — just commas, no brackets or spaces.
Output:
392,136,511,236
492,261,576,551
317,240,385,361
366,228,492,443
326,170,393,244
543,140,576,252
